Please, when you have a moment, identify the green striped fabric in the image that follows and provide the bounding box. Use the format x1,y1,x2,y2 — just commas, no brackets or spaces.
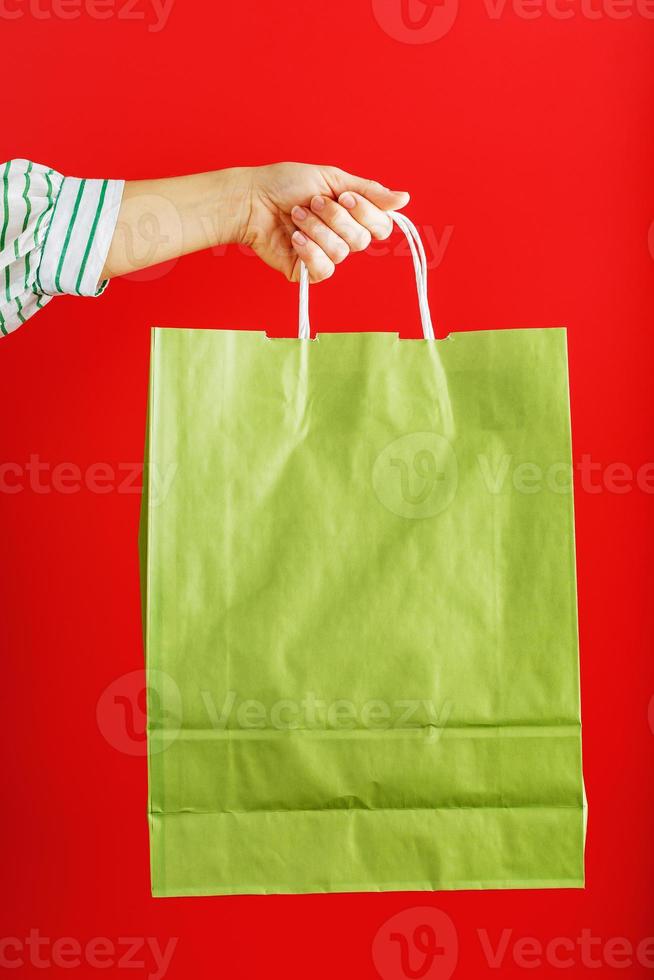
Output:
0,158,124,336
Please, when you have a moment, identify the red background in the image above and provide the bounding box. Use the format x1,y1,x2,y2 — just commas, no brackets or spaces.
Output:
2,0,654,977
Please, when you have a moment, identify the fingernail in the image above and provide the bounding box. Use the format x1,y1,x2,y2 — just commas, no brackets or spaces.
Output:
312,195,326,212
292,206,307,220
339,192,356,209
292,231,307,246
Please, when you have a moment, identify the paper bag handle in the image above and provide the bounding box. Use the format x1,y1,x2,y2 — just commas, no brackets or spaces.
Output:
298,212,435,341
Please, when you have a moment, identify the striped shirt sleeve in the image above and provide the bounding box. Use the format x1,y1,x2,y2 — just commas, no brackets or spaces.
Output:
0,159,124,337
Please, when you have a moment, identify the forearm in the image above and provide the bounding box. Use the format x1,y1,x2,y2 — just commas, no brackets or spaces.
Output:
100,167,252,278
1,158,408,339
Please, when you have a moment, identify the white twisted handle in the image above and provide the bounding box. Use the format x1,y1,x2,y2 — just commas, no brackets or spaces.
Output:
298,212,435,341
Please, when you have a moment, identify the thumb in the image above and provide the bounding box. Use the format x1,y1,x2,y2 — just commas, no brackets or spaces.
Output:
324,168,410,211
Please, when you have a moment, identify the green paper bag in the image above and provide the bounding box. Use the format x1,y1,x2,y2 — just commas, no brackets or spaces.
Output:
140,215,585,897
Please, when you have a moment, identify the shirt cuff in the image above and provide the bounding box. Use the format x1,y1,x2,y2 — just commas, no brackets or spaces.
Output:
37,175,124,297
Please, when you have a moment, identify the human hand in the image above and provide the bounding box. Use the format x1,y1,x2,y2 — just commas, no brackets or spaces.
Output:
102,163,409,284
239,163,410,283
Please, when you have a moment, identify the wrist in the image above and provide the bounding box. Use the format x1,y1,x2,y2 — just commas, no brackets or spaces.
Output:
210,167,254,247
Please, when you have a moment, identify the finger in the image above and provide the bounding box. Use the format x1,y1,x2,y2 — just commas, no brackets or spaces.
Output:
291,206,350,264
322,167,410,211
310,195,371,253
291,230,335,283
336,192,393,241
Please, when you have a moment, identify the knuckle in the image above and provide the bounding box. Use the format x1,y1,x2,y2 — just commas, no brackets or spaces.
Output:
364,179,382,198
350,229,372,252
313,262,335,283
372,218,393,241
332,242,350,264
322,165,343,181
